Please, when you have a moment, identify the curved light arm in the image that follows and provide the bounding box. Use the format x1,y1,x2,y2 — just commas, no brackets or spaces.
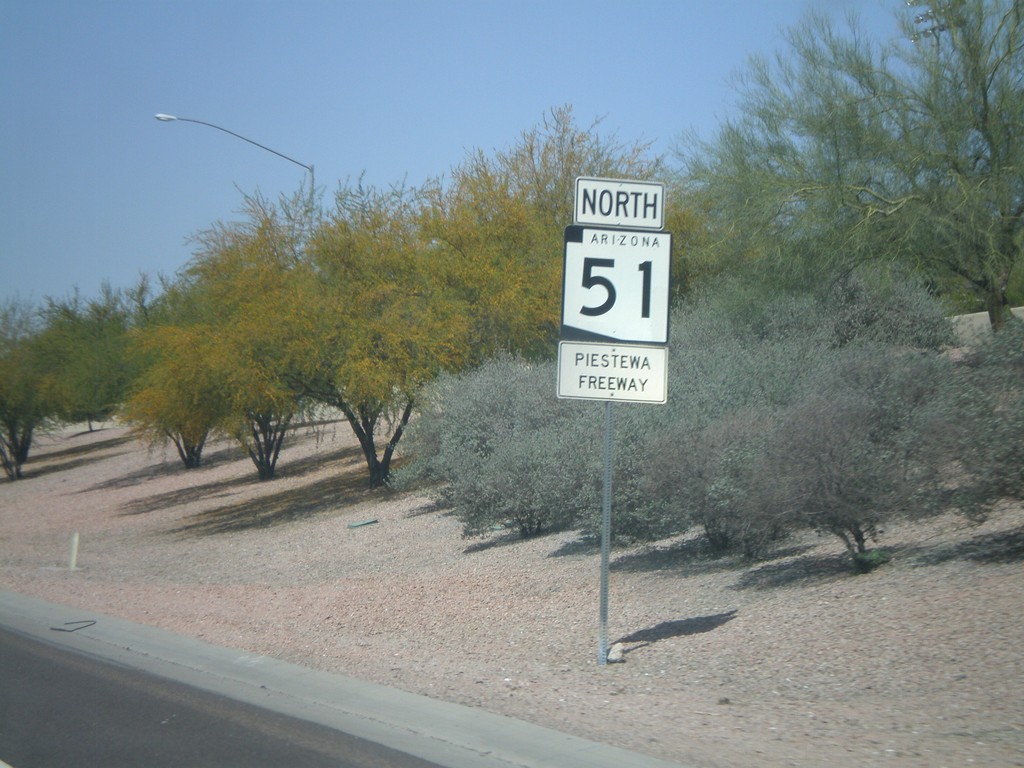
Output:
155,114,314,188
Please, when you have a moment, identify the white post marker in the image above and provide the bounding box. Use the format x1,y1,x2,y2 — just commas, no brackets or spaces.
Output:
68,532,80,570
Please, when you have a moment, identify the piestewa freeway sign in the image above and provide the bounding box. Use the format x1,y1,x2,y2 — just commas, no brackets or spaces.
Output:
557,341,667,404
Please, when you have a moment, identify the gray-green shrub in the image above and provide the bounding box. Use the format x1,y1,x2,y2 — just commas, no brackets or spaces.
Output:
395,355,601,537
398,271,971,563
641,275,956,561
754,345,955,560
947,319,1024,517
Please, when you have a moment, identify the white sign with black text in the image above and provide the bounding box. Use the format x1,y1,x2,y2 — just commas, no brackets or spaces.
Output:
560,225,671,345
557,341,667,404
574,177,665,230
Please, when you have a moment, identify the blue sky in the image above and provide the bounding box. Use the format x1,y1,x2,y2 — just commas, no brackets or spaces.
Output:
1,0,899,305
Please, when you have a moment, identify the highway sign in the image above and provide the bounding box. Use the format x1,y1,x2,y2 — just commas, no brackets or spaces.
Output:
565,177,671,666
574,177,665,230
557,341,667,403
560,225,671,344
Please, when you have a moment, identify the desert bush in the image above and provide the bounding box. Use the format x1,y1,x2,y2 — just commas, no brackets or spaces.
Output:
754,344,955,565
395,355,601,538
576,400,683,544
948,319,1024,517
642,278,955,560
647,410,790,558
824,270,956,351
640,291,837,555
399,273,963,559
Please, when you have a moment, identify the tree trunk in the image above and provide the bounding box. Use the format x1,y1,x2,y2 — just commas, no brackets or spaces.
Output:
1,423,33,480
0,441,15,481
245,412,290,481
171,432,206,469
338,398,415,489
850,523,868,554
377,399,415,488
986,281,1010,331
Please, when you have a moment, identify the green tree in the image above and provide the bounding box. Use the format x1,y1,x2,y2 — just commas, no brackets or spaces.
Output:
34,285,135,430
0,300,51,480
679,0,1024,327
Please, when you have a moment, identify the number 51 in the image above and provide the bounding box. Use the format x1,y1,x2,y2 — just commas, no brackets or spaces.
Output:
580,258,653,318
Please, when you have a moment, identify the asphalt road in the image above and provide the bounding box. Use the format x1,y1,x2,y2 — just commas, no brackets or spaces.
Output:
0,627,440,768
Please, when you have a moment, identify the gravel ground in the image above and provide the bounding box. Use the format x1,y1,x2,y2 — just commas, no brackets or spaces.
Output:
1,423,1022,768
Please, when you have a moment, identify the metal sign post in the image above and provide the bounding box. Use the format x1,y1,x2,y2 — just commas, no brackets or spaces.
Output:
598,400,614,664
558,177,671,667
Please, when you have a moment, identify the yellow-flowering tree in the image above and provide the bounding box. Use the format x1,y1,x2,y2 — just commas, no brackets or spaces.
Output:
175,193,315,480
122,320,228,469
123,193,309,481
303,183,470,487
420,105,665,361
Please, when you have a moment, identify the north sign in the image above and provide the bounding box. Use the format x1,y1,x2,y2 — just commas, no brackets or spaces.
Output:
560,225,671,344
574,177,665,230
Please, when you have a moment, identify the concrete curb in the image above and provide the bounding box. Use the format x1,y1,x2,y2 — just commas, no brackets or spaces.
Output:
0,590,689,768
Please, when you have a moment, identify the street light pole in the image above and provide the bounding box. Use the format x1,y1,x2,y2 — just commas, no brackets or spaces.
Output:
154,113,314,194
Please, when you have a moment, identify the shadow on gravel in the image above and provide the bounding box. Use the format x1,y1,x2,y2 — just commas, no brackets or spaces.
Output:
548,536,599,558
168,468,383,537
404,499,445,518
610,539,739,576
466,529,600,555
615,610,738,655
119,474,260,516
89,441,247,493
272,445,364,480
93,454,209,491
609,538,815,579
21,433,135,480
117,445,364,517
729,552,853,591
910,524,1024,566
463,531,524,554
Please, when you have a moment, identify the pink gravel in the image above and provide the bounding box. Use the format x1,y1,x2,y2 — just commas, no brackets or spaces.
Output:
1,423,1022,768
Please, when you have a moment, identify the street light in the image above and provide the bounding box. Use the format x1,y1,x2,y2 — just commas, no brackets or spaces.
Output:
154,113,314,192
906,2,950,43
